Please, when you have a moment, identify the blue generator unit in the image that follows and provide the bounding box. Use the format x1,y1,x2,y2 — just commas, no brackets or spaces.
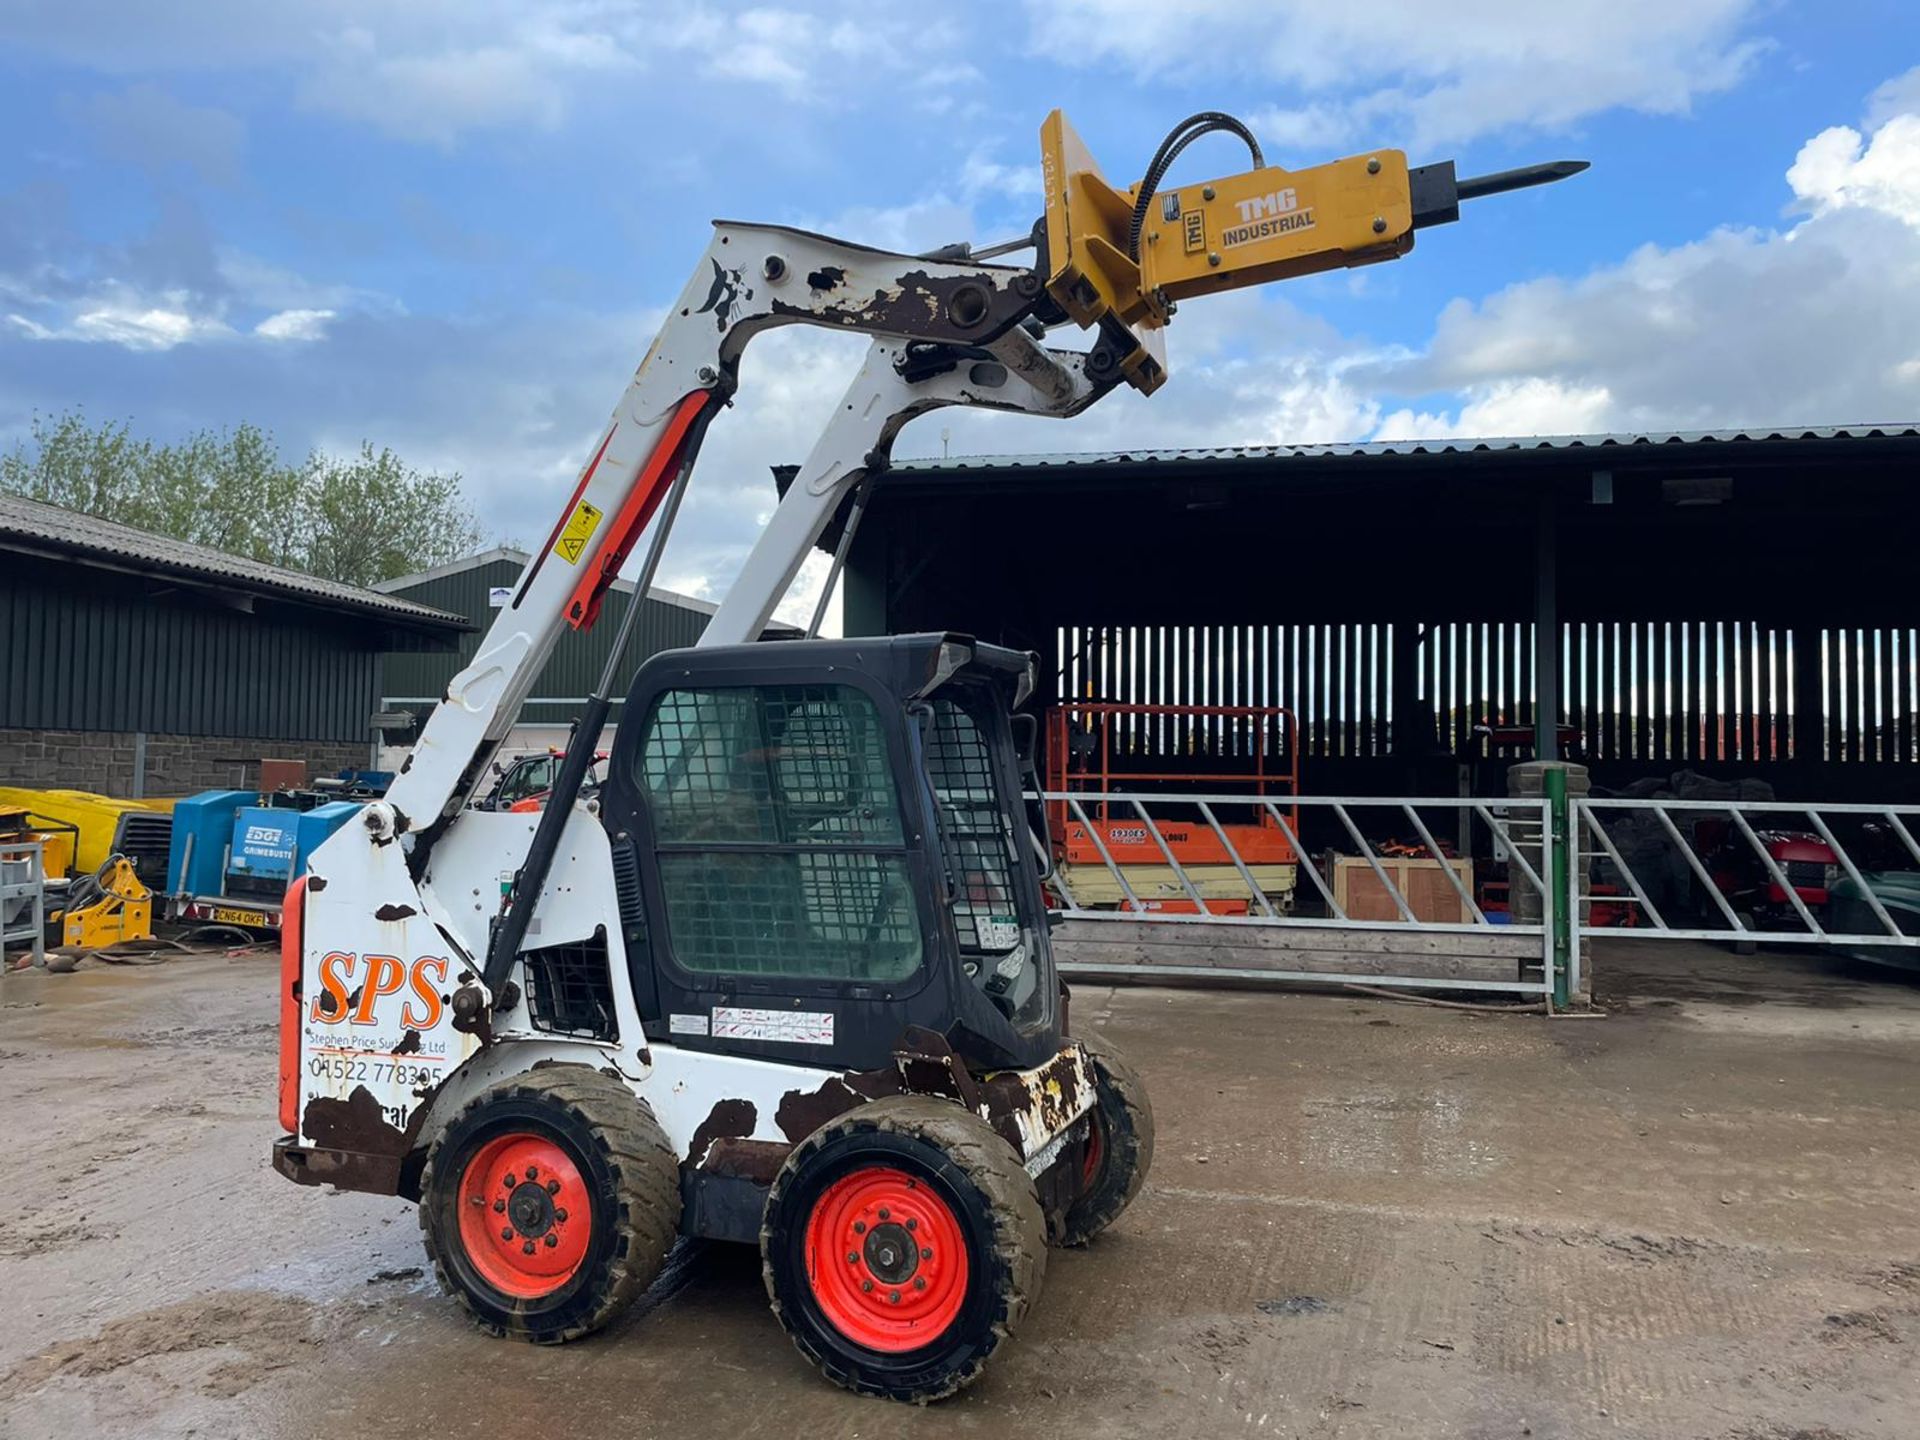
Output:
167,791,362,930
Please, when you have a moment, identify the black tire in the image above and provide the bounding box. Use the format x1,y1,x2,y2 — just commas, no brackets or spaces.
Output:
1057,1032,1154,1247
419,1065,679,1344
761,1095,1047,1403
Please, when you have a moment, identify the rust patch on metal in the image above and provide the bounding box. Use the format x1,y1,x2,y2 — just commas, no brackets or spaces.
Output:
806,265,847,292
306,875,328,893
301,1084,408,1156
893,1025,983,1110
768,268,1022,343
393,1029,423,1056
699,1136,791,1184
980,1047,1084,1137
272,1139,404,1193
374,903,416,922
293,1081,438,1197
314,989,344,1021
775,1069,901,1143
687,1097,756,1166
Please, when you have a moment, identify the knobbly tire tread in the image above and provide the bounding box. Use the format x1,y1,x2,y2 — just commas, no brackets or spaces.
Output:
420,1065,680,1345
761,1095,1048,1403
1057,1031,1154,1247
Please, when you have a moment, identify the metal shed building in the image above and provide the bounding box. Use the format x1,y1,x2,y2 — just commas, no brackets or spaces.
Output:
0,493,467,795
375,548,783,751
841,426,1920,801
823,425,1920,999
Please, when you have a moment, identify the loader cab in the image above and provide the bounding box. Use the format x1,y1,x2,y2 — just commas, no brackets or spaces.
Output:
597,634,1061,1076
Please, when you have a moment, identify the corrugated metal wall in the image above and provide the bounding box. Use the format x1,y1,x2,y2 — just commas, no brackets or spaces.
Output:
380,558,710,721
1057,620,1920,769
1,556,380,741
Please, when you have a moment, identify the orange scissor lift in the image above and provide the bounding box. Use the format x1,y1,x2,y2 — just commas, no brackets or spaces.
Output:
1044,702,1302,915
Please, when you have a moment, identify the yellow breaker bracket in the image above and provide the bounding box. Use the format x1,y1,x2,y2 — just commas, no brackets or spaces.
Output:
1040,109,1586,394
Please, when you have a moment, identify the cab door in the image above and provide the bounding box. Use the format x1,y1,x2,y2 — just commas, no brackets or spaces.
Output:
602,676,952,1072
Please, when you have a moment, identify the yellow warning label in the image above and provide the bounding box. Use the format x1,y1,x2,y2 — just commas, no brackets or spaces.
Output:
554,500,603,565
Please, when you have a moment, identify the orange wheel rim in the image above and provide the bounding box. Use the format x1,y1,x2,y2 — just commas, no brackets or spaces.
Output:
802,1165,969,1353
1081,1112,1107,1188
456,1132,592,1300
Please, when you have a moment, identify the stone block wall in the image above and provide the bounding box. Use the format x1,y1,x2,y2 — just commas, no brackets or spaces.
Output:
0,728,369,797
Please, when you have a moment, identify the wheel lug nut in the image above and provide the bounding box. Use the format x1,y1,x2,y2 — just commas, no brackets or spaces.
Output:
888,1290,901,1304
915,1277,927,1291
554,1208,568,1223
523,1240,536,1255
501,1227,514,1241
525,1166,538,1180
545,1232,558,1247
853,1221,866,1234
847,1251,859,1264
502,1176,515,1189
905,1218,917,1231
861,1279,873,1293
546,1179,561,1195
493,1199,506,1213
878,1207,890,1220
921,1247,933,1259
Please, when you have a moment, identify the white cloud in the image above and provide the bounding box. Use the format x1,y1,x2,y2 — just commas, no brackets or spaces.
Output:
1787,113,1920,229
1375,378,1615,441
7,286,232,350
1,2,985,146
1360,87,1920,435
1027,0,1768,151
1867,65,1920,131
255,309,335,342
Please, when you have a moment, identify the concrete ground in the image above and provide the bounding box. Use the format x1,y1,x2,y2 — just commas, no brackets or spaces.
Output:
2,940,1918,1440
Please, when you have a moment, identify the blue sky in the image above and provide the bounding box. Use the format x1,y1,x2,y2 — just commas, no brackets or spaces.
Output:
3,1,1919,619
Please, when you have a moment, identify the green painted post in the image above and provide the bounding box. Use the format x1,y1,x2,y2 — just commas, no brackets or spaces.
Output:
1545,766,1571,1011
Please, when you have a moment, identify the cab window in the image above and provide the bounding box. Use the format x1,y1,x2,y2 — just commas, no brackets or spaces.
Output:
637,684,922,982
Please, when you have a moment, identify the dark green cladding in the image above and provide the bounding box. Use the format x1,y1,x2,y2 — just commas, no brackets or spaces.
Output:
1,552,404,742
378,558,711,723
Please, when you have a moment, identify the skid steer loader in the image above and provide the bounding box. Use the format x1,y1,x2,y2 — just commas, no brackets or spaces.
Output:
272,108,1580,1402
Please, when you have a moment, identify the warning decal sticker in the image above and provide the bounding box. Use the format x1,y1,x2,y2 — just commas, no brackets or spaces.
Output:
712,1007,834,1045
554,500,604,564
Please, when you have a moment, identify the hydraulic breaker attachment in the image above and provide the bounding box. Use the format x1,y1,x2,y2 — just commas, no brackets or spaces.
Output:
1039,109,1587,394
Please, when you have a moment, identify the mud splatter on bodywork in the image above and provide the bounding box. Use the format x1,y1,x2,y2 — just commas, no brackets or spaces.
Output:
686,1098,756,1166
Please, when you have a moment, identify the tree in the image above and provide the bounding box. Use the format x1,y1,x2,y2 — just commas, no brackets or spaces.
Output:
0,410,483,587
295,443,483,589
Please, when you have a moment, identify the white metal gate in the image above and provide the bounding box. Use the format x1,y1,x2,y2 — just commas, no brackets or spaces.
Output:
1036,791,1559,999
1570,797,1920,977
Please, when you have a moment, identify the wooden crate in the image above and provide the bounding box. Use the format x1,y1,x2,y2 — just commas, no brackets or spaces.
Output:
1329,855,1475,923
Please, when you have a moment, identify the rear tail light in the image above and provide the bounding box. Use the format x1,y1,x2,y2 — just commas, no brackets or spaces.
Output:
278,877,308,1135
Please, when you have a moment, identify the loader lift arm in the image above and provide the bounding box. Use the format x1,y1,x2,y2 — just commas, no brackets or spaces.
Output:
362,108,1582,1008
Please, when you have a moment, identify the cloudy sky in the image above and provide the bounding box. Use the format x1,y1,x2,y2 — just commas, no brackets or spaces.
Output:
2,2,1917,622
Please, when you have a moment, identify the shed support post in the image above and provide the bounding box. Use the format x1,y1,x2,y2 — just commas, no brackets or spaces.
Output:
1534,496,1559,762
1545,765,1572,1011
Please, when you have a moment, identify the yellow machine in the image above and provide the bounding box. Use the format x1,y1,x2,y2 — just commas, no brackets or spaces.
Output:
54,854,154,948
0,788,174,880
1038,109,1584,393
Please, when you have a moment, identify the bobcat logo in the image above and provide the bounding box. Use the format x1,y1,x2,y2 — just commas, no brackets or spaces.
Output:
696,259,752,332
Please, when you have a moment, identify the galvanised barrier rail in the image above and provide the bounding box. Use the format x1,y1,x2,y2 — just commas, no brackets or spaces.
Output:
1033,791,1560,1001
